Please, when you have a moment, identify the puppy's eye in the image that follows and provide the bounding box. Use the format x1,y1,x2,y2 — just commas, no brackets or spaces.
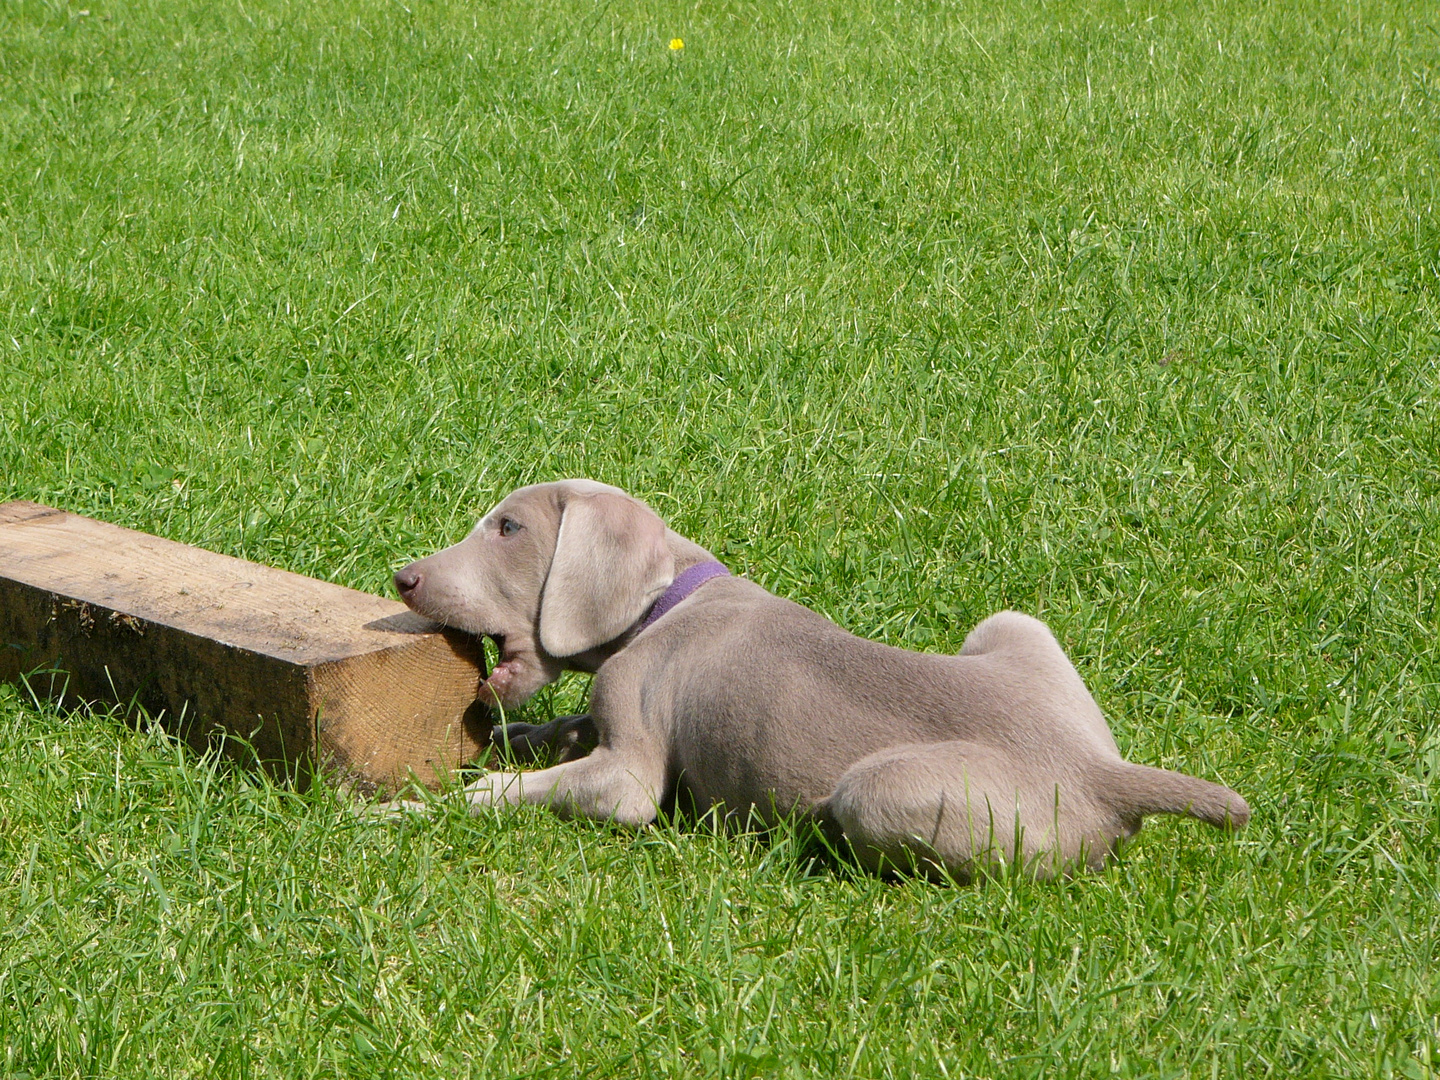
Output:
499,517,521,537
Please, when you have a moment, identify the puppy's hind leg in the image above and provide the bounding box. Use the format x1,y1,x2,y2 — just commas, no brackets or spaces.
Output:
821,741,1089,881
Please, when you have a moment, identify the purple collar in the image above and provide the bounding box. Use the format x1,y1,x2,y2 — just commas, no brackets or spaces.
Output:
639,561,730,632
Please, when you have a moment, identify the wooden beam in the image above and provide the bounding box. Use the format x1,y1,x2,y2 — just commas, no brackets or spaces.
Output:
0,500,488,794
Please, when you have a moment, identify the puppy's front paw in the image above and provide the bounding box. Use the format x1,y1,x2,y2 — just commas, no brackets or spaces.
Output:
464,771,527,811
364,797,433,820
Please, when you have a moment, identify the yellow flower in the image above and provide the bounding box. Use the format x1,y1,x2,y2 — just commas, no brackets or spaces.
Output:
669,38,684,51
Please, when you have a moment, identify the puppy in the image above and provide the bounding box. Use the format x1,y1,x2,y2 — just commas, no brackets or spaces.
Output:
393,480,1249,879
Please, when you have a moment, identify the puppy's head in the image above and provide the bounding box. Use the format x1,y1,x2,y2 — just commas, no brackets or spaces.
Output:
394,480,675,708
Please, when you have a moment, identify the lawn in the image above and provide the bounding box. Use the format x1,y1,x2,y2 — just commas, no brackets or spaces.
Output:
2,0,1438,1075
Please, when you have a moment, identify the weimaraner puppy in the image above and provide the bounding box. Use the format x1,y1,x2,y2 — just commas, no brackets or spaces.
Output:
392,479,1249,880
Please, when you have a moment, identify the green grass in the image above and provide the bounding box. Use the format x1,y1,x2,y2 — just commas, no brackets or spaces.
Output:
2,0,1439,1074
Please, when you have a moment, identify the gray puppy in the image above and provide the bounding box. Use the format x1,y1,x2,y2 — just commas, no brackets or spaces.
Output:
393,479,1249,879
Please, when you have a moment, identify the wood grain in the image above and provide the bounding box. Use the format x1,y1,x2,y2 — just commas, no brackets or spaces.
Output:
0,500,488,793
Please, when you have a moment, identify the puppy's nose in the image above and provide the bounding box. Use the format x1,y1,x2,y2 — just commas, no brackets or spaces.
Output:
394,567,422,597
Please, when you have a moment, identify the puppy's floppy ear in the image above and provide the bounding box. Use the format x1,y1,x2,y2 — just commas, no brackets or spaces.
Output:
539,491,675,657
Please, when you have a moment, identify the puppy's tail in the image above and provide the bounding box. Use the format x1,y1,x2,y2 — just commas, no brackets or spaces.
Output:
1097,761,1250,831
